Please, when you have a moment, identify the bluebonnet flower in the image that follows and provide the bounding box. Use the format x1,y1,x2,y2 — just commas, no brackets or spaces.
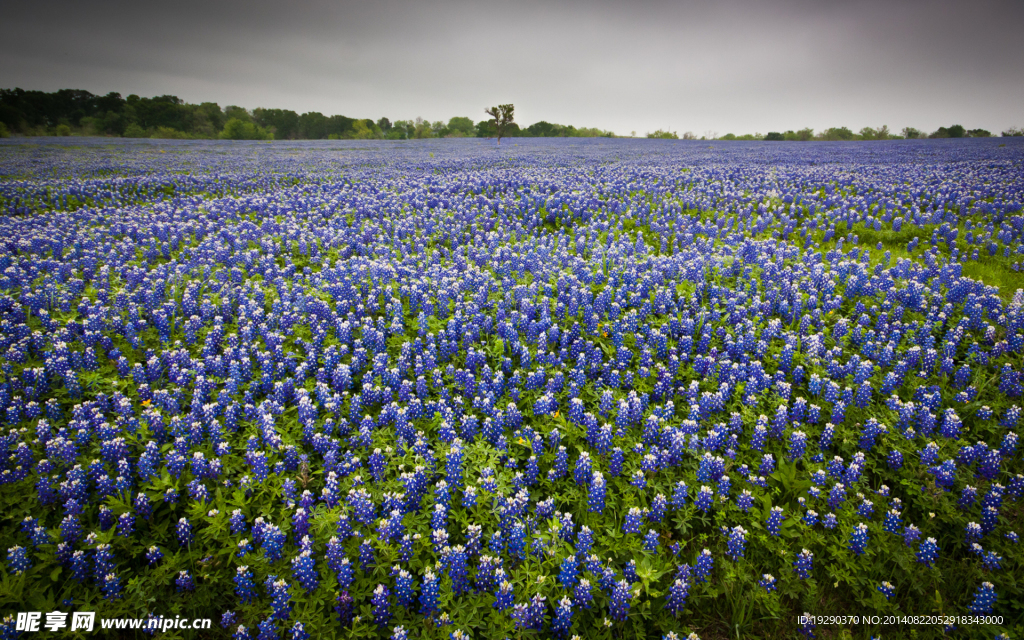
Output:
793,549,813,579
177,517,193,547
759,574,777,592
903,524,922,547
798,612,816,638
883,509,902,534
176,570,195,592
737,490,754,512
145,546,163,566
235,566,257,604
665,578,689,616
101,573,122,600
5,546,30,574
643,529,659,552
693,549,713,584
916,537,938,567
493,578,514,611
849,523,869,555
291,550,319,593
589,472,606,513
552,596,574,637
695,486,714,513
623,507,643,534
574,578,593,609
609,579,632,622
559,556,579,589
421,569,440,617
877,581,895,600
395,569,415,609
967,582,997,613
268,577,292,621
371,584,391,629
727,526,746,561
766,507,785,537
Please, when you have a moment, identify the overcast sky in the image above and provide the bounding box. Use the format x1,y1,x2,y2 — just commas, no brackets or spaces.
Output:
1,0,1022,136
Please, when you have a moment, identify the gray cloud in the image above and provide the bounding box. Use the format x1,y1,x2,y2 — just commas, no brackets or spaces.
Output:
1,0,1021,135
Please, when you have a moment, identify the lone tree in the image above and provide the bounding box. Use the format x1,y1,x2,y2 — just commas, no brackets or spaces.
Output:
485,104,515,144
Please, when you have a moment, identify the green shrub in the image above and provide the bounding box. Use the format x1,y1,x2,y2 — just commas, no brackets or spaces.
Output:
220,118,272,140
123,123,148,138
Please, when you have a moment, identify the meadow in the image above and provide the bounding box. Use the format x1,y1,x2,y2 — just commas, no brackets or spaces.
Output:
0,137,1022,639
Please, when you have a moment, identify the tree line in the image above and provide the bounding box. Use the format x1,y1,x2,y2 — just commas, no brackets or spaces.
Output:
699,125,1018,141
2,89,1019,141
0,89,614,140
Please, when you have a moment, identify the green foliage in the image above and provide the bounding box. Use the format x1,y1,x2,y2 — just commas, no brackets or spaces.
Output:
765,132,785,141
446,116,475,138
254,108,300,140
123,123,147,138
350,119,384,140
0,121,8,138
219,118,272,140
930,124,966,139
818,127,856,141
151,126,190,140
647,130,678,139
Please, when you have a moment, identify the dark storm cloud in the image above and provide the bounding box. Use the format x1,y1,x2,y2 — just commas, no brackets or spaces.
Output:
1,0,1021,135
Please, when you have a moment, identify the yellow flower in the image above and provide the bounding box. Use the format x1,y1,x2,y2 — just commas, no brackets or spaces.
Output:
141,399,151,406
517,438,525,445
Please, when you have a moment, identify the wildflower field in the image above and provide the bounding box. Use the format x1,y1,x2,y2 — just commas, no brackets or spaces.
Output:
0,137,1023,639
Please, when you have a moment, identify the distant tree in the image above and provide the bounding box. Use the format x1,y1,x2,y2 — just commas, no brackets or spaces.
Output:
930,124,965,138
350,119,382,139
819,127,855,141
223,106,252,122
446,116,475,137
389,120,413,139
1002,127,1023,137
413,117,433,139
123,123,147,138
525,121,563,137
484,104,515,144
859,127,877,140
475,120,497,138
0,122,8,138
326,115,356,138
376,117,392,134
298,112,328,139
765,132,784,141
253,108,298,139
901,127,922,139
220,118,271,140
647,129,678,139
967,128,991,138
